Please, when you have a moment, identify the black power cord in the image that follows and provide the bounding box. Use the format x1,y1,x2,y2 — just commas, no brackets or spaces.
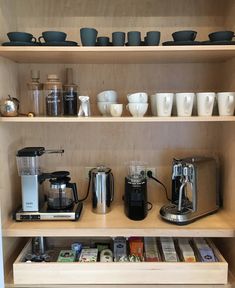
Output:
147,170,170,201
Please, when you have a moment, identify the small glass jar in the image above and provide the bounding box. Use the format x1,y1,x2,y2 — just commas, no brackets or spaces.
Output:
44,74,62,116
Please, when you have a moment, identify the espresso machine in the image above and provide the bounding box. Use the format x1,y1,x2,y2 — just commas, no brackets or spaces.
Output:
160,157,220,225
123,162,148,221
14,147,83,221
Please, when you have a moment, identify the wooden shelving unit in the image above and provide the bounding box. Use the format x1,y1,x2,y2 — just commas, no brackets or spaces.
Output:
3,204,235,238
1,116,235,123
0,46,234,64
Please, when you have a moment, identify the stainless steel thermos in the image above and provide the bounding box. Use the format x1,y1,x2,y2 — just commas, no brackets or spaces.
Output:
89,166,114,214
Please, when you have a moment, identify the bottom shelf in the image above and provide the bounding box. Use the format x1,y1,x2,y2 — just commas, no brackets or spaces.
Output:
9,237,229,286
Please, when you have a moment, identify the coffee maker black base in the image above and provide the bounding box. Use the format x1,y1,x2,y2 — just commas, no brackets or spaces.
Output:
124,177,148,221
14,202,83,221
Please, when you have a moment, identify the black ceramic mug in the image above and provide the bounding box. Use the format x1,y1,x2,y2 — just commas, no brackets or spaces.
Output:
80,27,98,46
209,31,235,42
38,31,67,43
172,30,197,42
127,31,141,46
97,36,110,46
7,32,37,43
145,31,161,46
112,32,125,46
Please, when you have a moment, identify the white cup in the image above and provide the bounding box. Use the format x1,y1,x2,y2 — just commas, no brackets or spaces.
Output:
217,92,235,116
97,90,118,102
97,101,116,116
176,93,195,117
196,92,215,116
127,92,148,103
155,93,174,117
126,103,148,117
110,104,123,117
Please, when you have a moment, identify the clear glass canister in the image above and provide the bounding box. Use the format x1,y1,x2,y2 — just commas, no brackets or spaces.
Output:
27,70,43,116
44,74,63,116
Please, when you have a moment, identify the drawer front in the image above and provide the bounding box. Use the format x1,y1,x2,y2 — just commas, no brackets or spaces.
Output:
13,239,228,285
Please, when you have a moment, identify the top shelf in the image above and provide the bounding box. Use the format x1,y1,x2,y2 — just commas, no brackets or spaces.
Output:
0,46,234,64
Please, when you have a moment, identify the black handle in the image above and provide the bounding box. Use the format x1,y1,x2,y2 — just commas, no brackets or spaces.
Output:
110,172,114,202
67,182,79,203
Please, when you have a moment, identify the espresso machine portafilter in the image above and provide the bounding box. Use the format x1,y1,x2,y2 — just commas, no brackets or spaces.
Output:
16,147,64,212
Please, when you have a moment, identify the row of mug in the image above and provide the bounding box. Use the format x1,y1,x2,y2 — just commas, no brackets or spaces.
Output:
151,92,235,117
96,92,235,117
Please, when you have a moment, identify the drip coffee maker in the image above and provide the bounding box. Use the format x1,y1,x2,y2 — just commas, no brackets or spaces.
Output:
123,161,148,220
14,147,83,221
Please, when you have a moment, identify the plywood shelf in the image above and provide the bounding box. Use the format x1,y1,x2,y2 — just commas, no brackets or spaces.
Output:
1,116,235,123
0,46,234,64
3,204,235,238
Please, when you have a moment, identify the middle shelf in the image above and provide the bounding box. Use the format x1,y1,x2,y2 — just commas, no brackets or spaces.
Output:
3,203,235,238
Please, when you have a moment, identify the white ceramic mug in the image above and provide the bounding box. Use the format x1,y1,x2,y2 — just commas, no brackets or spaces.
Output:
176,93,195,117
97,90,118,102
110,104,123,117
196,92,215,116
127,92,148,103
126,103,148,117
217,92,235,116
97,101,116,116
155,93,174,117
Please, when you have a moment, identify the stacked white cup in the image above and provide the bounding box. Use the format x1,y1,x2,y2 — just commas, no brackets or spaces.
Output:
97,90,119,116
150,93,174,116
126,92,148,117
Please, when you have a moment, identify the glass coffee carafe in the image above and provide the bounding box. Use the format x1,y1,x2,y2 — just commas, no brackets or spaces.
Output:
47,171,79,210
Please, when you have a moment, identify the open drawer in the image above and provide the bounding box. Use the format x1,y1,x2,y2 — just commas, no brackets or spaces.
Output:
13,237,228,285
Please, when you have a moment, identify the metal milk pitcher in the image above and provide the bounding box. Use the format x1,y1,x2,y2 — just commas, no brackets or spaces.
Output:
89,166,114,214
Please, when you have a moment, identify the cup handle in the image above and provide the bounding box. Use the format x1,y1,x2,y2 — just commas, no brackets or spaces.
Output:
205,95,213,113
226,95,234,113
192,31,197,41
31,37,37,43
38,36,44,43
164,95,170,113
184,95,191,113
126,104,129,111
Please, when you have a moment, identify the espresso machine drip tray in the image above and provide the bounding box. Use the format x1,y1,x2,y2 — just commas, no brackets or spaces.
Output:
159,203,218,225
14,202,83,222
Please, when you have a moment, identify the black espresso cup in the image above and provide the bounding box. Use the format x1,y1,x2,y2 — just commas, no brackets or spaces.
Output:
97,36,110,46
145,31,161,46
80,27,98,46
172,30,197,42
112,32,125,46
7,32,36,43
127,31,141,46
38,31,67,43
209,31,235,42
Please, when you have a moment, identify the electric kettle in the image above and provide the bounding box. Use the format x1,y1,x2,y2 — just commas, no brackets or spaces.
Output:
89,166,114,214
47,171,79,210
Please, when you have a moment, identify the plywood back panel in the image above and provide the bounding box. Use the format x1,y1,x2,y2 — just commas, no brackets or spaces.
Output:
18,62,223,116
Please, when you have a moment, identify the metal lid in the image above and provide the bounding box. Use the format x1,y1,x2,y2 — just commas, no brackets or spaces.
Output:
91,166,111,174
16,147,45,157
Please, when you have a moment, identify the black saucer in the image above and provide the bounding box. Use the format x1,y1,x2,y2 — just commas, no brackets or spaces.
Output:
2,41,37,46
40,41,78,46
201,40,235,45
162,41,201,46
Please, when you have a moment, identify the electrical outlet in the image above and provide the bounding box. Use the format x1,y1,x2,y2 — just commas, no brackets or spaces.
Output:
85,167,94,179
146,167,156,178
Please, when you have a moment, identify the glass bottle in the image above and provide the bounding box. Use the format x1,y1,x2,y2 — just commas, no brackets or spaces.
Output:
63,68,78,116
27,70,43,116
44,74,62,116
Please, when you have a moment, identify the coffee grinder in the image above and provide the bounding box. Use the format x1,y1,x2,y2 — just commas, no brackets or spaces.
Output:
123,162,148,221
14,147,83,221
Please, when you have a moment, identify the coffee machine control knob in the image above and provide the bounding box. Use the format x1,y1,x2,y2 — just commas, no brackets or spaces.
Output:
172,163,183,179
